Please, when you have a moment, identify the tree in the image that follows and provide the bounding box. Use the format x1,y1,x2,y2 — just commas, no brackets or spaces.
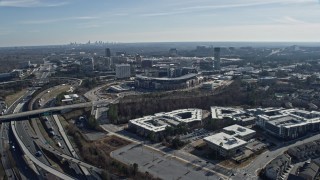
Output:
165,126,174,136
132,163,138,176
148,132,156,142
88,115,98,129
175,122,188,135
108,104,118,124
171,137,185,149
101,170,111,180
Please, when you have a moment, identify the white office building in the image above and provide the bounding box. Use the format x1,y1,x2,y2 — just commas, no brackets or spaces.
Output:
204,132,247,157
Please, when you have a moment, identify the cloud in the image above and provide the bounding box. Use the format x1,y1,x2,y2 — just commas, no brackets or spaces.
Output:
21,16,99,24
273,16,307,24
140,11,185,17
0,0,69,8
177,0,315,11
138,0,317,18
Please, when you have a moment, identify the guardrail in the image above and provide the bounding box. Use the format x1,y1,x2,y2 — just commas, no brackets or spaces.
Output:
10,121,75,180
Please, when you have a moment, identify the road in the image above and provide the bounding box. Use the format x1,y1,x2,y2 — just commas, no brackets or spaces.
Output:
11,120,75,180
0,122,16,179
233,133,320,179
48,115,91,179
0,100,111,121
14,120,55,179
0,89,35,180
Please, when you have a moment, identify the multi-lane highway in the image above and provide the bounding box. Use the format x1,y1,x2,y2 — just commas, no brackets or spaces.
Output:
0,60,105,180
47,115,89,179
0,89,35,179
11,120,75,180
51,115,94,176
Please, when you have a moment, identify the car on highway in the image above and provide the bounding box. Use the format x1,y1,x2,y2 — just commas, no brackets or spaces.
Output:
35,151,42,157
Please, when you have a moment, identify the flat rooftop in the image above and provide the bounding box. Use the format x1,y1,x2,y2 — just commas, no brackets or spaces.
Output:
130,109,202,132
269,115,304,126
204,132,247,150
211,106,244,119
155,108,202,123
136,73,197,81
223,124,256,138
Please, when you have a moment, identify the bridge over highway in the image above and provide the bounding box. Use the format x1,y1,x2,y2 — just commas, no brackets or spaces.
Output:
0,100,110,121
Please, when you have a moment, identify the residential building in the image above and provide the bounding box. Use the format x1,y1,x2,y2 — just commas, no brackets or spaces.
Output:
264,154,291,180
128,109,202,139
256,108,320,140
289,161,320,180
287,141,320,161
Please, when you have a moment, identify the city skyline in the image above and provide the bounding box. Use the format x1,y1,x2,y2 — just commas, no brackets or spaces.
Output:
1,0,320,47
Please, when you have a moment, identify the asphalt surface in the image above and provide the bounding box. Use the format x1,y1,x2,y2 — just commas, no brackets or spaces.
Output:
47,115,88,179
112,144,222,180
11,120,75,180
0,122,16,180
0,90,35,180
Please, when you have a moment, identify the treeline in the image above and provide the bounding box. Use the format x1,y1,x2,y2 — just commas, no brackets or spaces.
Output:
108,80,249,124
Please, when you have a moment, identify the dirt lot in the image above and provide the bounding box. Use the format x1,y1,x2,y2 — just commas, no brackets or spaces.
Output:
93,135,130,155
61,108,91,121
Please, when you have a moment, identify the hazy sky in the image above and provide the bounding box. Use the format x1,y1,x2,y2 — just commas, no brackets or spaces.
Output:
0,0,320,46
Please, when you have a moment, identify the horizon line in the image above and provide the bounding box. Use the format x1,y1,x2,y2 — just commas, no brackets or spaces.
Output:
1,40,320,48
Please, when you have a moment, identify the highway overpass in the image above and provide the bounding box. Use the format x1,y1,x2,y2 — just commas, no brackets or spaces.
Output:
0,100,110,121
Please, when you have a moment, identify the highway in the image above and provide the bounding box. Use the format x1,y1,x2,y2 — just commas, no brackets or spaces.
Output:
0,122,16,180
28,115,102,178
37,142,103,173
47,115,88,179
52,115,91,175
14,120,54,179
0,90,33,180
11,120,75,180
0,61,101,179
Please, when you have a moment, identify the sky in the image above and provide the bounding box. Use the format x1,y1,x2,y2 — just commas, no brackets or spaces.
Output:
0,0,320,46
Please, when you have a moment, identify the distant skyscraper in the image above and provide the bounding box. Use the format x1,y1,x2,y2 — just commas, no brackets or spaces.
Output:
214,47,221,70
105,48,111,57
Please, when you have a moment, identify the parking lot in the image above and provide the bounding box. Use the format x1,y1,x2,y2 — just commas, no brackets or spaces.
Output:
112,143,224,180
